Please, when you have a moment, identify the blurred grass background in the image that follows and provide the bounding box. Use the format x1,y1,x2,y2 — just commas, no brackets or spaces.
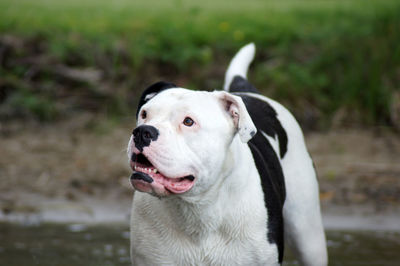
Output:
0,0,399,129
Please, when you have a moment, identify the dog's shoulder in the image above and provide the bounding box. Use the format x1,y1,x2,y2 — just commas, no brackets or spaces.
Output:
230,77,287,263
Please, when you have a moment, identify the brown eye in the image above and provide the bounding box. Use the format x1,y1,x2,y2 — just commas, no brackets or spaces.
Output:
183,117,194,127
141,110,147,119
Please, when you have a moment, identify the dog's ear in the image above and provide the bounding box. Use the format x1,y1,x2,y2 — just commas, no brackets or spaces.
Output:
136,81,177,118
215,91,257,143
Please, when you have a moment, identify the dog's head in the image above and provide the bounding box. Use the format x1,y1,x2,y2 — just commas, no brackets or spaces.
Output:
127,81,256,198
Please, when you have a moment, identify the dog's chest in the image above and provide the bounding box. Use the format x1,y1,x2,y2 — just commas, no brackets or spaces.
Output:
131,220,277,266
130,193,279,266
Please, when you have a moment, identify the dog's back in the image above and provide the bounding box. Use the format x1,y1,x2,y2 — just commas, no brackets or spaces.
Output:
224,43,328,266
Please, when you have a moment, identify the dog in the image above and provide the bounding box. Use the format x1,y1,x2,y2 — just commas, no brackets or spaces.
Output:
126,43,327,265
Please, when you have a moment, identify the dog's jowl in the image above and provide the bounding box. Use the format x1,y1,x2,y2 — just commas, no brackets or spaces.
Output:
127,43,328,266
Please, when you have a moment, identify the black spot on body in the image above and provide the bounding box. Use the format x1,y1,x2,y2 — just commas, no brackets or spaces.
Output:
229,76,287,263
248,134,285,263
229,75,259,94
241,95,287,263
239,95,288,159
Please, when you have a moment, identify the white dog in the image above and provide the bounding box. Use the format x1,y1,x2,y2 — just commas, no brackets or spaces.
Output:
127,43,327,265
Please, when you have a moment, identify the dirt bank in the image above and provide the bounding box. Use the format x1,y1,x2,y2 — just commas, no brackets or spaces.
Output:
1,117,399,228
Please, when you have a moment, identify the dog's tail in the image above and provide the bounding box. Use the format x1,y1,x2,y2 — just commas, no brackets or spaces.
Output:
223,43,256,92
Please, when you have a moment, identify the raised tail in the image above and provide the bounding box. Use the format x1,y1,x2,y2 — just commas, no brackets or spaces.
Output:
223,43,256,91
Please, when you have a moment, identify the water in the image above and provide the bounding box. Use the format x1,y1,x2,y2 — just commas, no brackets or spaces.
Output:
0,222,130,266
0,222,399,265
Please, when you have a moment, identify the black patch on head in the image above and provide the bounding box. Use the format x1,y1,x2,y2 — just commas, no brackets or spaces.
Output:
132,125,159,152
229,75,259,94
136,81,176,118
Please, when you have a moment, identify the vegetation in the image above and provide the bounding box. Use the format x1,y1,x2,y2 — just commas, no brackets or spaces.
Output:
0,0,399,128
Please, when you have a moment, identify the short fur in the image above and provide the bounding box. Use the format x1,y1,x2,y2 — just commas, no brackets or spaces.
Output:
127,43,327,266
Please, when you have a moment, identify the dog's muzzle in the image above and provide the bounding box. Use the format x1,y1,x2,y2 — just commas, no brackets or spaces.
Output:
129,152,196,194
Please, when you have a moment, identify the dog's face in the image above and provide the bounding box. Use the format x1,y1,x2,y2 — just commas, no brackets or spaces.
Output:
127,82,256,198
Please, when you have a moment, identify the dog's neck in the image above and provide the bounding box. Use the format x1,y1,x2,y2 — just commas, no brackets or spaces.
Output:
158,137,257,239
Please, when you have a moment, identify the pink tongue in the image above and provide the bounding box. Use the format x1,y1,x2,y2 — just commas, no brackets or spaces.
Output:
135,166,194,194
163,177,194,194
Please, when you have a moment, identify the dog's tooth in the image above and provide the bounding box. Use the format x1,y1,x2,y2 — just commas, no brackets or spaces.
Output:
154,169,158,174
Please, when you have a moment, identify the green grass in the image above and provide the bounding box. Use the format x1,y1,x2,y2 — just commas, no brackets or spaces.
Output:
0,0,399,126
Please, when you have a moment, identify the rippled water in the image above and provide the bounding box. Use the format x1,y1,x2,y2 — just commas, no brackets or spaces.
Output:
0,222,399,265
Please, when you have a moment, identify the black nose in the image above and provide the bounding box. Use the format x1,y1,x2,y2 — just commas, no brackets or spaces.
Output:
132,125,159,152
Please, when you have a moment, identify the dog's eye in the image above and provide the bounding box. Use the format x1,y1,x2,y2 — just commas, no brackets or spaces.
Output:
183,117,194,127
141,110,147,120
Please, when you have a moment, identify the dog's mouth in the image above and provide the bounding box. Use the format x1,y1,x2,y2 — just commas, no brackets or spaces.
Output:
130,153,195,194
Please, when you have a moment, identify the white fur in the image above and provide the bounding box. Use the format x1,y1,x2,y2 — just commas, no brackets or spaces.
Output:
129,88,278,265
130,138,278,265
127,44,327,266
223,43,255,91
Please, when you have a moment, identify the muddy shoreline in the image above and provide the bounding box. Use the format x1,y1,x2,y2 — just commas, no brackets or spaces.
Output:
1,193,400,232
